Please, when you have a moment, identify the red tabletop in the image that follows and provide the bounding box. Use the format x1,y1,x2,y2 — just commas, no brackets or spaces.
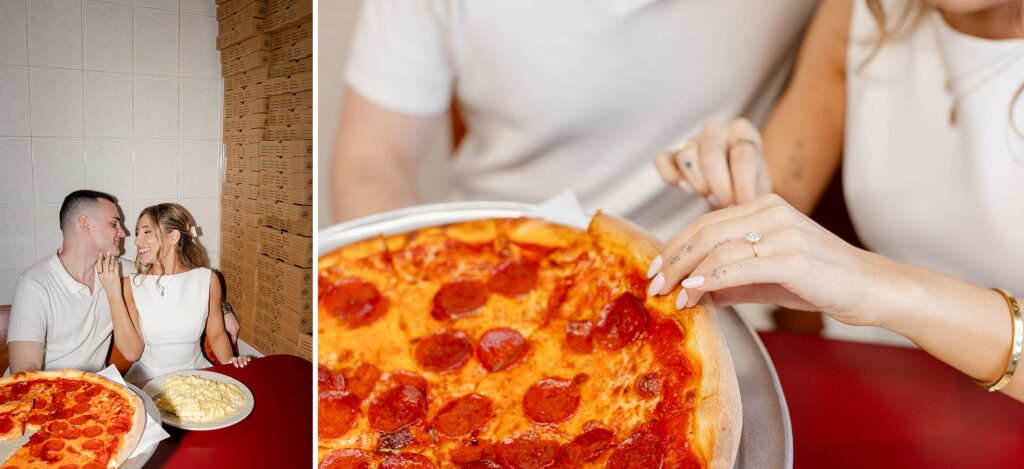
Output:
140,354,312,468
759,332,1024,468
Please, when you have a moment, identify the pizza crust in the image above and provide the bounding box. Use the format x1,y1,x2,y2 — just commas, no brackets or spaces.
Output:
590,212,742,468
0,369,147,468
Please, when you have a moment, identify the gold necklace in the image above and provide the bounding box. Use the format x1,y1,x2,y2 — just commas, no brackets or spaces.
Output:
931,15,1024,125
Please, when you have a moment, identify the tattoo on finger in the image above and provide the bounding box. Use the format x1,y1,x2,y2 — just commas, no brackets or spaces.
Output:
669,245,694,264
711,268,725,279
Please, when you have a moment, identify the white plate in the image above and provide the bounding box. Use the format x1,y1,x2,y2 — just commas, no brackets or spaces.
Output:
141,370,254,431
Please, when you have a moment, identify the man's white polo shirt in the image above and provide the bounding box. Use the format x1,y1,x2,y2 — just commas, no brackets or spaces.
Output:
8,252,114,373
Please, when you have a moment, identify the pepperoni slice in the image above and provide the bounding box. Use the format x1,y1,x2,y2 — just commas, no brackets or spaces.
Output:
318,448,371,469
59,427,82,440
488,259,539,297
382,371,428,396
342,363,380,401
564,320,593,353
592,293,648,350
495,437,559,469
321,277,389,327
605,430,663,469
523,378,580,424
431,280,488,321
70,415,90,426
559,428,616,463
432,394,494,437
44,439,65,451
318,391,361,439
414,329,473,373
33,398,47,409
82,439,103,450
318,365,345,394
107,423,128,435
73,403,91,414
0,417,12,434
83,426,102,438
48,421,69,432
367,385,427,433
378,453,435,469
476,328,528,372
74,393,91,403
27,414,47,426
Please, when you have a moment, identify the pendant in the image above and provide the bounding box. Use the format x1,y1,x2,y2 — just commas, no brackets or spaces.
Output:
159,285,165,297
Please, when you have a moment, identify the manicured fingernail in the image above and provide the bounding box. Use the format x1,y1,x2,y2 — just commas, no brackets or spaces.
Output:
677,180,694,193
707,195,719,208
646,255,663,279
682,276,705,289
675,289,689,310
647,273,665,296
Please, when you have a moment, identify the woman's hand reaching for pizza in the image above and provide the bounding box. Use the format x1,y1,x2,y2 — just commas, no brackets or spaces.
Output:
653,118,772,208
645,194,901,328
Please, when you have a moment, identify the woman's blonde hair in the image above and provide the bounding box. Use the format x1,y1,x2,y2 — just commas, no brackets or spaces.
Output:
133,203,208,288
862,0,1024,140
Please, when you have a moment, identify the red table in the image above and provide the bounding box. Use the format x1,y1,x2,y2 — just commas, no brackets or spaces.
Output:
140,354,312,468
759,332,1024,468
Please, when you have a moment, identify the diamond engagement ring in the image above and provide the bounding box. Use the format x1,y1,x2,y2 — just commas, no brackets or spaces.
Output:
745,231,762,258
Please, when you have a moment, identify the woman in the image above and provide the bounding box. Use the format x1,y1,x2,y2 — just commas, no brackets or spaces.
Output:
649,0,1023,400
98,203,250,381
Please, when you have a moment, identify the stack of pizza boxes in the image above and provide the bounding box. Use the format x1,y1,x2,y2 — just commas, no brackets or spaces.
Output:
216,0,312,361
253,0,313,360
217,0,269,352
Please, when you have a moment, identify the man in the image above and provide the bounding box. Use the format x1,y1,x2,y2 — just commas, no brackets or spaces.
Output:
8,190,126,373
331,0,818,240
8,190,240,374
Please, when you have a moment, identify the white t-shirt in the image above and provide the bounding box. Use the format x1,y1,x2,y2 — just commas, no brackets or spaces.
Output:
834,0,1024,345
8,253,114,373
345,0,817,240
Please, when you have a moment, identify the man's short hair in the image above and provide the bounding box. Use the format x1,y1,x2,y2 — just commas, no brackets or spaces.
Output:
59,190,118,232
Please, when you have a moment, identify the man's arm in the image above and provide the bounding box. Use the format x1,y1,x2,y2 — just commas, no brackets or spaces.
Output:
8,342,43,374
8,276,48,373
331,87,445,222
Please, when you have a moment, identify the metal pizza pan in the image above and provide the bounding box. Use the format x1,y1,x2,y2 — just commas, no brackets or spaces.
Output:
318,201,792,469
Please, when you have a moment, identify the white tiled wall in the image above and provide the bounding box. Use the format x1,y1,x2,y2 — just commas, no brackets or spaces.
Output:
0,0,223,305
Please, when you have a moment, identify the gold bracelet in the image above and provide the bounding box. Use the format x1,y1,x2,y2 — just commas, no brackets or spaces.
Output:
972,288,1023,392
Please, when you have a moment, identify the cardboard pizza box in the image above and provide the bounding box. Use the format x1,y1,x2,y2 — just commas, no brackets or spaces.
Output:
269,56,311,78
258,227,312,268
270,21,311,50
219,33,272,64
271,37,312,64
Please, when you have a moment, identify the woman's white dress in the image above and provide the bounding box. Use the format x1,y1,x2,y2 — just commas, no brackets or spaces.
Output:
835,0,1024,344
125,268,214,381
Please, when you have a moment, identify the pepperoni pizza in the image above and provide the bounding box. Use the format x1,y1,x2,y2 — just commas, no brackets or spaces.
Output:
318,213,741,468
0,370,146,468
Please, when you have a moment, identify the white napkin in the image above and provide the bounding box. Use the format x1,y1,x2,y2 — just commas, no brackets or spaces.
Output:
96,365,170,458
530,191,591,229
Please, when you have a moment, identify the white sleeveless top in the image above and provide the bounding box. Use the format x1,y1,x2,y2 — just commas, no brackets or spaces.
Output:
125,268,214,381
837,0,1024,344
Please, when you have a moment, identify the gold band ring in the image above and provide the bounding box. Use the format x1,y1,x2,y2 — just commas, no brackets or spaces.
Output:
668,139,697,156
731,138,760,153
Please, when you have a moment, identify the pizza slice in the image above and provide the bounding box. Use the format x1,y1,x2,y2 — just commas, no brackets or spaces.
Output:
0,400,32,441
